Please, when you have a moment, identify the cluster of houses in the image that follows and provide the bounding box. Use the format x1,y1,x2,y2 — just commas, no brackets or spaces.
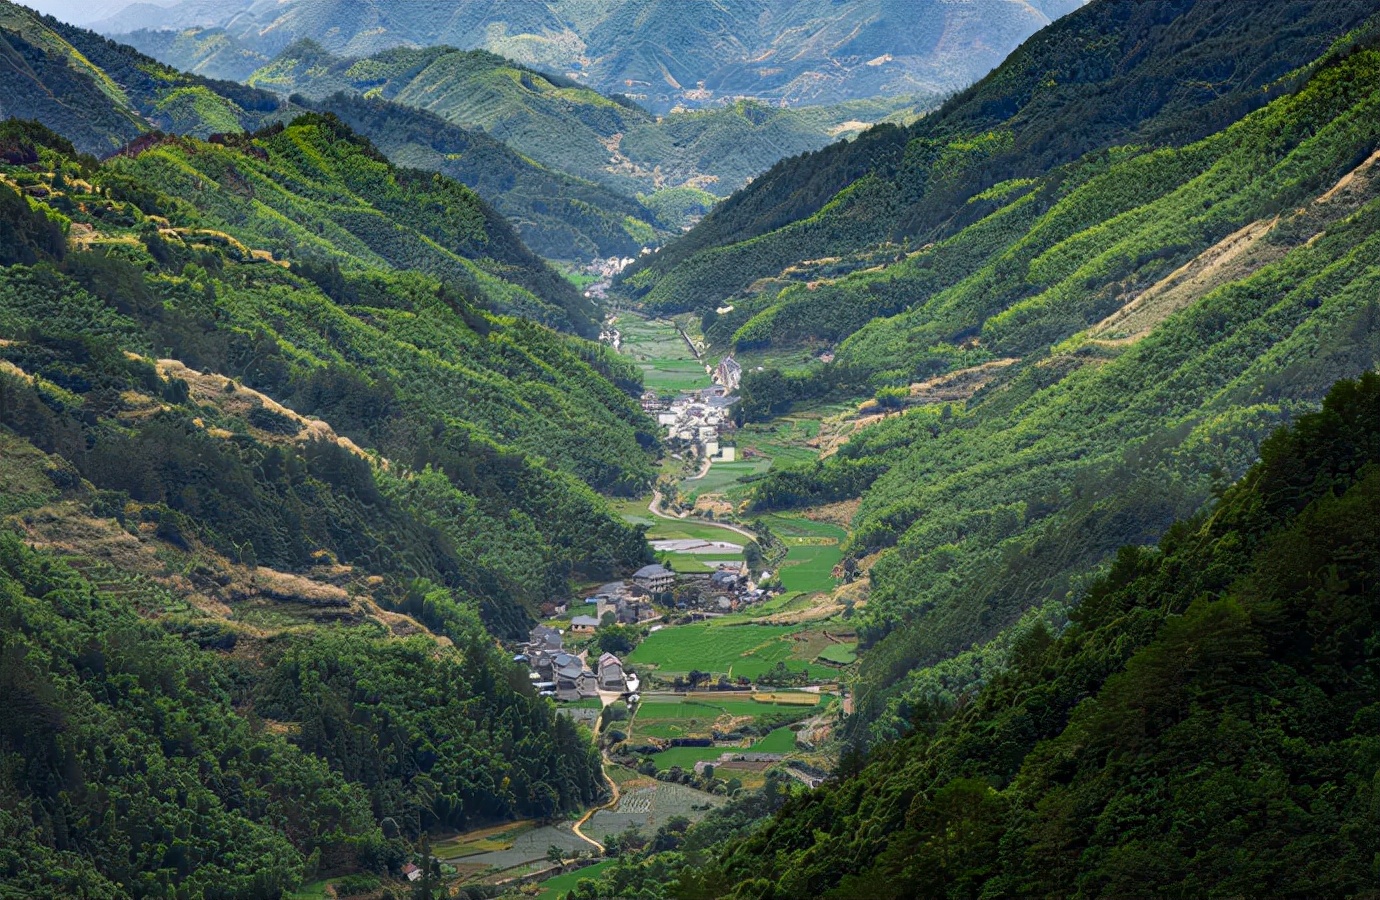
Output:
656,386,738,461
516,624,638,701
584,256,636,301
675,564,771,614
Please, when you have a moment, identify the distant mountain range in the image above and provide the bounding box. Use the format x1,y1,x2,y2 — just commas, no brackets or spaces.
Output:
98,0,1085,114
243,40,932,201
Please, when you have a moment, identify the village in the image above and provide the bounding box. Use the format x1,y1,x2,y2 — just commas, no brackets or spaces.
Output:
511,551,779,708
642,354,743,463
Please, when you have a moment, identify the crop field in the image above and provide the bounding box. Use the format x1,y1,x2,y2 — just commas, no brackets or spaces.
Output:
817,643,859,665
446,823,590,871
776,542,842,593
751,726,800,753
608,497,749,545
763,514,847,540
535,859,614,900
586,780,725,837
757,515,846,594
648,726,800,770
682,458,772,497
625,623,814,679
631,693,823,745
616,314,712,395
751,692,822,705
663,552,742,572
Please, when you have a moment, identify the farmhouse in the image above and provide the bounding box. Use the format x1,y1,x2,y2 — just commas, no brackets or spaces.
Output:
554,657,599,700
633,563,675,594
597,652,627,691
597,595,655,625
570,614,600,633
526,624,563,653
402,863,422,882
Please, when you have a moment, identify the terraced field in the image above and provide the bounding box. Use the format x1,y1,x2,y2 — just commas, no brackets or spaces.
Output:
585,779,725,837
535,859,615,900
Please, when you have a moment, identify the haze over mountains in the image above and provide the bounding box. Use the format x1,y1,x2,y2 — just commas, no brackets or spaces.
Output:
92,0,1085,113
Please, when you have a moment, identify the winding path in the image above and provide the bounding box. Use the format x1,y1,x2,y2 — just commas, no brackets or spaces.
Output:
571,703,622,853
649,489,757,543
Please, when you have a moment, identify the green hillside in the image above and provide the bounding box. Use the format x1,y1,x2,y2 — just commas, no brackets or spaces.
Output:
0,112,666,893
624,0,1378,314
245,41,933,205
0,117,654,628
299,92,660,260
0,1,283,154
105,114,598,333
734,30,1380,742
0,4,663,262
568,372,1380,898
248,43,656,195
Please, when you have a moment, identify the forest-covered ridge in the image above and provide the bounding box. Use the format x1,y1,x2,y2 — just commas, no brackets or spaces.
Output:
242,39,935,205
0,0,665,261
720,22,1380,746
563,371,1380,899
621,0,1379,315
0,99,676,893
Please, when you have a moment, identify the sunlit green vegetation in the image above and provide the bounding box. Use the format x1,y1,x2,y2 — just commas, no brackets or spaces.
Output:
625,625,811,679
653,373,1380,898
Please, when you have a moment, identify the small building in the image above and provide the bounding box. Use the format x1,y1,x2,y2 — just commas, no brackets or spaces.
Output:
597,652,626,691
710,569,740,590
571,614,600,633
633,563,675,594
527,625,563,652
402,863,422,882
555,660,599,700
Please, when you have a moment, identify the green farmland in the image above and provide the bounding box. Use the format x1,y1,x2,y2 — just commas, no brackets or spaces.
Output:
626,624,811,679
647,726,802,770
615,313,713,395
535,860,615,900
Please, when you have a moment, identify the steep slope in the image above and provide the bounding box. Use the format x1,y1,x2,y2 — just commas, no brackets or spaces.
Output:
301,92,660,260
733,34,1380,744
576,373,1380,899
0,3,665,261
625,0,1379,315
0,116,661,895
250,43,655,195
104,114,598,332
0,1,282,153
104,0,1080,113
0,118,654,635
245,41,933,203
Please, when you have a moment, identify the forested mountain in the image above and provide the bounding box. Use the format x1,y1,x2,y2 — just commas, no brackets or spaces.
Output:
624,0,1379,313
567,373,1380,898
0,1,280,153
99,0,1082,113
244,40,932,203
0,1,665,260
295,92,661,260
0,111,654,892
714,9,1380,746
